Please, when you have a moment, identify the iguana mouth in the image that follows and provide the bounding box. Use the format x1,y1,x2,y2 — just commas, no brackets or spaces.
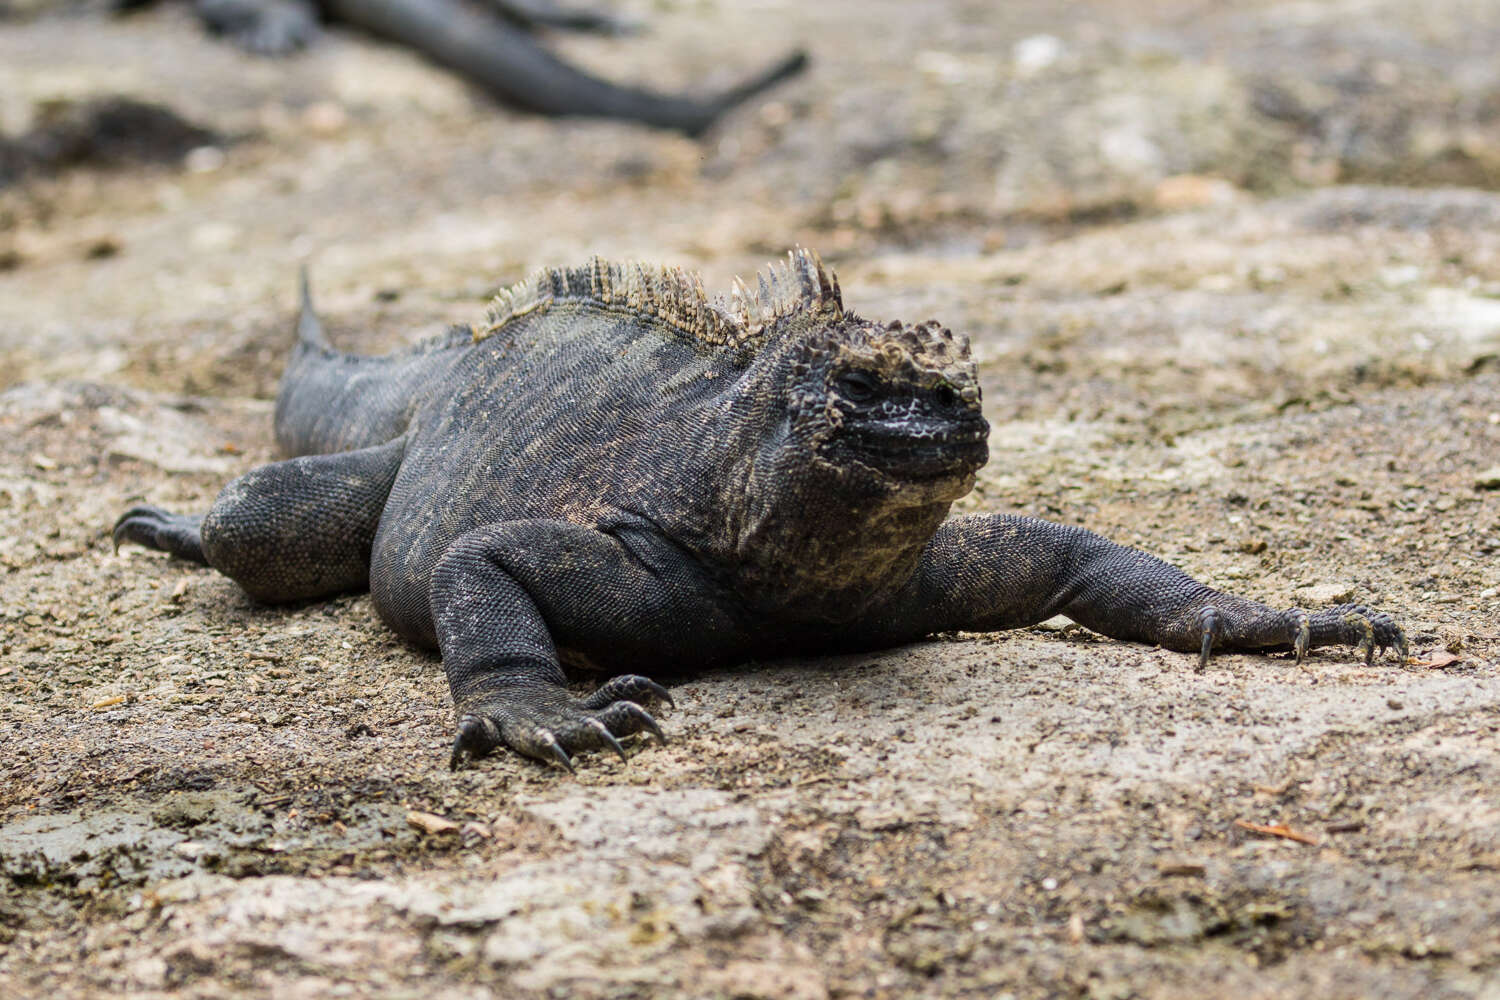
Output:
840,419,989,480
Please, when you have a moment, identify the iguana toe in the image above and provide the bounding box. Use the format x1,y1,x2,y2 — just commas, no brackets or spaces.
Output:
1340,609,1379,665
595,700,668,745
1195,605,1222,672
449,714,502,771
113,504,167,551
1292,611,1312,665
585,718,629,763
112,505,207,563
1368,612,1409,662
582,673,675,710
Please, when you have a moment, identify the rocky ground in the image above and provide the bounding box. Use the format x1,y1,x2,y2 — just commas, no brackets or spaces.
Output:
1,0,1499,997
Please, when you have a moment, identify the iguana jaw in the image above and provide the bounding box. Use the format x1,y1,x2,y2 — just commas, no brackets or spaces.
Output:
832,413,989,485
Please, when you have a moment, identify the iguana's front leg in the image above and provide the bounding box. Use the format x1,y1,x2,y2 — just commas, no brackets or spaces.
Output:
865,514,1408,669
431,516,740,770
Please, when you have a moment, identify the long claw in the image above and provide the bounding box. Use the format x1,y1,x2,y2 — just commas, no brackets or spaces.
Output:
542,733,576,774
619,701,667,745
1343,612,1376,665
1197,606,1219,672
449,714,496,771
109,505,206,564
643,679,675,709
112,507,150,552
1293,612,1311,666
586,717,628,763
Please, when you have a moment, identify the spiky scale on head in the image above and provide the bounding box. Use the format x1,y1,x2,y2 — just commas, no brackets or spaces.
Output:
801,316,979,405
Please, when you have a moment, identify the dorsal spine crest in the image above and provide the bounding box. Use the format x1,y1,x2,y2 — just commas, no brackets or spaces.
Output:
477,248,843,355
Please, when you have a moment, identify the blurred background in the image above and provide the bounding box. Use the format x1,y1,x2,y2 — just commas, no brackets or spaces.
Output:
3,0,1499,409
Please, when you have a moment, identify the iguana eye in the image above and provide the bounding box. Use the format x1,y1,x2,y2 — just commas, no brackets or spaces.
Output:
837,372,878,403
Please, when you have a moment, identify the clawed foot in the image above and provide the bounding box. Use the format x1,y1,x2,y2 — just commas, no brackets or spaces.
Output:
112,504,207,563
1318,603,1410,666
449,674,674,772
1195,602,1408,671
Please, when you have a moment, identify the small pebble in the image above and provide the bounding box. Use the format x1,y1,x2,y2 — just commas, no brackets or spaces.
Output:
184,146,225,173
1295,583,1356,605
302,101,348,134
407,810,460,836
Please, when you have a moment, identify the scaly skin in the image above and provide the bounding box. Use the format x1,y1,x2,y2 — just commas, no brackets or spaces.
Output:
114,250,1410,772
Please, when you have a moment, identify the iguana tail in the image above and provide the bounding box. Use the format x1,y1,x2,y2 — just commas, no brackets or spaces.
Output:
699,51,808,132
321,0,807,136
274,272,469,458
295,264,332,352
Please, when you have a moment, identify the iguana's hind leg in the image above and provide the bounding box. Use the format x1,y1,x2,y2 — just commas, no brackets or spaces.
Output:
115,436,405,603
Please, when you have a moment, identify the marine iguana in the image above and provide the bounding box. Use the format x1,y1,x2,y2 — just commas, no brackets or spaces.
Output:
114,250,1410,771
119,0,807,135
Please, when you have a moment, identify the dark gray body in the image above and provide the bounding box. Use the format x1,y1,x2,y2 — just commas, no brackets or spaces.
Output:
278,300,950,662
115,254,1410,771
304,308,749,650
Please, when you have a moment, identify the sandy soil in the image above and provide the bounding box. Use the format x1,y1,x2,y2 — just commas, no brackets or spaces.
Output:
2,0,1499,997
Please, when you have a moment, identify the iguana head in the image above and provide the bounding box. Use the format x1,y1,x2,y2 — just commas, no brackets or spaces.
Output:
710,250,991,613
720,249,989,503
787,317,988,503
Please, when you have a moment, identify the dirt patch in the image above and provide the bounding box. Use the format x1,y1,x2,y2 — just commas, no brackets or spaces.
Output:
2,1,1500,997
